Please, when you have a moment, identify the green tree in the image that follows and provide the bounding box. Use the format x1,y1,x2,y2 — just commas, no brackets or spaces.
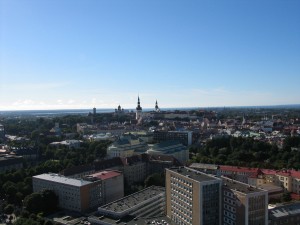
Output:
4,204,14,214
282,192,292,202
23,192,43,214
144,173,165,187
41,190,58,213
13,218,40,225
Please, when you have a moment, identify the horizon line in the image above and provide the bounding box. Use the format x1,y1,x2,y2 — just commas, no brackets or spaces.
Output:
1,103,300,112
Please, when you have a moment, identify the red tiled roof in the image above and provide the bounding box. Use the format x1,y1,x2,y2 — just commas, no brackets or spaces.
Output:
290,170,300,179
261,169,277,175
91,170,121,180
276,171,291,177
220,165,259,174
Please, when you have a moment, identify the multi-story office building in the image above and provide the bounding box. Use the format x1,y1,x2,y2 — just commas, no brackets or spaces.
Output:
222,177,268,225
32,173,102,212
165,167,222,225
88,170,124,205
153,131,193,146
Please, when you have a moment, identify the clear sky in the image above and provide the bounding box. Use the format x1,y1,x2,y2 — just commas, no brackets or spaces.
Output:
0,0,299,110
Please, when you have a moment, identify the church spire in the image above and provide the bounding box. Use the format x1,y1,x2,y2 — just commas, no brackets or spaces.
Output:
136,95,142,111
155,99,160,112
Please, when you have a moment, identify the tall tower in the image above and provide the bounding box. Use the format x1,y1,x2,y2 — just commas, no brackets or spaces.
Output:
155,100,160,112
136,95,142,120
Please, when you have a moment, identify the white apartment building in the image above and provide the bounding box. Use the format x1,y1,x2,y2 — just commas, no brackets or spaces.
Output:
32,173,102,212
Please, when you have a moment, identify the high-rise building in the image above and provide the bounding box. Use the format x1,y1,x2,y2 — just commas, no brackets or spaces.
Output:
222,177,268,225
166,167,222,225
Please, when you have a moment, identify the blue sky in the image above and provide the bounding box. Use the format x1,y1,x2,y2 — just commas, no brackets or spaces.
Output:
0,0,299,110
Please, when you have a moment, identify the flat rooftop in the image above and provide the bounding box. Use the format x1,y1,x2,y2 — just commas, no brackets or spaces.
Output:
189,163,219,170
269,203,300,219
101,186,165,213
167,167,219,182
222,176,264,194
89,215,175,225
33,173,93,187
90,170,122,180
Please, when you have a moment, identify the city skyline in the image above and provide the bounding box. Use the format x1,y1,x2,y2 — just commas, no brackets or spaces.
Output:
1,0,300,110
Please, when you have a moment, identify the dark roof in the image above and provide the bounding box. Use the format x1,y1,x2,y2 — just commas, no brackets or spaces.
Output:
0,155,23,167
151,140,182,149
167,167,220,183
94,157,124,171
222,176,265,194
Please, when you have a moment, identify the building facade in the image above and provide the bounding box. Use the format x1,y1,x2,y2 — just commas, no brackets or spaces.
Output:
32,173,102,212
166,167,222,225
222,177,268,225
153,131,193,146
88,170,124,205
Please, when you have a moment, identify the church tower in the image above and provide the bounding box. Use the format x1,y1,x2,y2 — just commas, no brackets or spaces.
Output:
136,95,142,120
155,100,160,112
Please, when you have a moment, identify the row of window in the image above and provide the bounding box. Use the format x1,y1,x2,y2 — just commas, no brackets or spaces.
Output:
224,203,236,213
171,175,193,187
224,197,236,207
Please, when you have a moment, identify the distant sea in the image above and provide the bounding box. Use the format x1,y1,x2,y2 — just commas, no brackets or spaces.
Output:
0,104,299,117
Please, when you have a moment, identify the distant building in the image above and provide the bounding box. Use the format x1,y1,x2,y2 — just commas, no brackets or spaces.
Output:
93,107,96,115
11,147,38,160
155,100,160,112
114,105,124,114
166,167,222,225
147,140,189,164
60,153,182,186
107,134,148,158
49,140,82,149
0,124,5,142
0,155,23,172
136,95,142,121
32,173,102,212
87,133,115,142
189,163,221,176
49,123,61,136
220,165,260,184
153,130,193,146
76,123,97,134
